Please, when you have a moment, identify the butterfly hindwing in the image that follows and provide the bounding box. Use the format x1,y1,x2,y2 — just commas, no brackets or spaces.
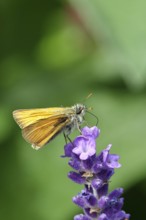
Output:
22,115,70,149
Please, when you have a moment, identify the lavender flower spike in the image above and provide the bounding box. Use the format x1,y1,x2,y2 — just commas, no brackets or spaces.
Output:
63,126,130,220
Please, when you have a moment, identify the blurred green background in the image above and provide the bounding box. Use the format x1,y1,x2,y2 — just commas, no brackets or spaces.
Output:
0,0,146,219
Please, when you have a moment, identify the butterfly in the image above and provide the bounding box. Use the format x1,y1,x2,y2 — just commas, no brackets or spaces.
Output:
13,104,87,150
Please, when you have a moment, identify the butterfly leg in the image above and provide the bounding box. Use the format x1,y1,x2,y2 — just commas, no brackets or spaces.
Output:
63,132,72,144
66,135,72,143
63,132,74,147
63,132,68,144
76,122,82,134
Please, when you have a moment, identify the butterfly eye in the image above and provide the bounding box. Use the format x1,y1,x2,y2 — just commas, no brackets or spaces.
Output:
76,107,83,115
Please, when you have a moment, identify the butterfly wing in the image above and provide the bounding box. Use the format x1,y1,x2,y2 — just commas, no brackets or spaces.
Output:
13,108,74,149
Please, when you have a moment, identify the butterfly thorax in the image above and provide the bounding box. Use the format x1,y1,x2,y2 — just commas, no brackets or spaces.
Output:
64,104,86,136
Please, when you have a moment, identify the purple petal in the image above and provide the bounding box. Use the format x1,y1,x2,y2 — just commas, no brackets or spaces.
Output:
105,198,124,215
74,214,91,220
80,152,89,160
87,194,97,206
114,210,130,220
98,213,108,220
81,126,100,139
101,190,124,216
97,169,114,181
73,137,96,160
96,145,121,169
91,179,103,190
102,144,112,163
84,208,98,219
68,171,86,184
98,196,108,209
97,183,108,198
82,156,95,170
73,194,87,208
73,190,97,208
69,157,81,170
63,142,74,157
92,159,103,173
106,154,121,169
108,188,124,199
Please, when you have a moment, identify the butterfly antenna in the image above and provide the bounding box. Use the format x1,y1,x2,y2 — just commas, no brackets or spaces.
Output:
81,93,93,104
86,110,99,126
85,93,93,100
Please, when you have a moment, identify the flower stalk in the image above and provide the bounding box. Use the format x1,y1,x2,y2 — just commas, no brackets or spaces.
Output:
63,126,130,220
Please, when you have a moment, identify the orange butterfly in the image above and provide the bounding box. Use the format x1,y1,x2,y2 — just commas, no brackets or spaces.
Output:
13,104,87,150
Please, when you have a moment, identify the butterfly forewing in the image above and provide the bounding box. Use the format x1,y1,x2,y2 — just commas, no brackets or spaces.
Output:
13,107,74,129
